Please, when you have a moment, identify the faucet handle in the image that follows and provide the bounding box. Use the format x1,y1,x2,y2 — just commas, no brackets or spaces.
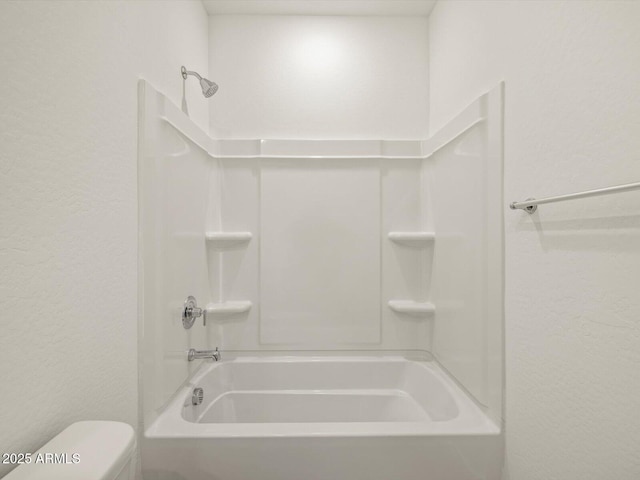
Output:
182,295,205,329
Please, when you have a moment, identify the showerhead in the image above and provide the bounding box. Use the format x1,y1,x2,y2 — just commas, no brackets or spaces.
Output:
199,77,219,98
181,66,219,98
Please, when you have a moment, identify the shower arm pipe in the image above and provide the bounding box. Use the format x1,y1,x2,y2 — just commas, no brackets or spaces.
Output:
181,66,202,80
510,181,640,213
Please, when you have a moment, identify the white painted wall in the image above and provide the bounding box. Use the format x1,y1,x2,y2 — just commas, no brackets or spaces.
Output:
0,1,208,477
208,15,429,139
429,2,640,479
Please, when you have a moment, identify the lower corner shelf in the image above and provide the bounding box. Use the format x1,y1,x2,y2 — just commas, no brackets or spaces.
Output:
388,300,435,315
205,301,252,315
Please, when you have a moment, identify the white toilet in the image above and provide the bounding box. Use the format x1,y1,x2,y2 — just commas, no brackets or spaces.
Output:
4,421,136,480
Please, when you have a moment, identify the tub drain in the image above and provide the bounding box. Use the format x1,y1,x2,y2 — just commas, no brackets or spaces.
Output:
192,387,204,406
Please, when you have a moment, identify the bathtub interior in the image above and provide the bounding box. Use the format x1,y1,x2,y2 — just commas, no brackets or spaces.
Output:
182,357,461,425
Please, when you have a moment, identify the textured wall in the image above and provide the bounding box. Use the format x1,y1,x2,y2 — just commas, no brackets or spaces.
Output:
429,2,640,479
0,1,208,477
208,15,429,139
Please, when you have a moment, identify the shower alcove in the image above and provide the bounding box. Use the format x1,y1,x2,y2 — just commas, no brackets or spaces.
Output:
138,80,504,480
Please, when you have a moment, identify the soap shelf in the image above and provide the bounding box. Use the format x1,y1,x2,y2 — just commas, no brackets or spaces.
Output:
205,232,252,248
388,232,435,247
205,301,252,315
388,300,435,315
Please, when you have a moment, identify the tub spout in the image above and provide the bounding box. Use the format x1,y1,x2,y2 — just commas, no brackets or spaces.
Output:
188,347,220,362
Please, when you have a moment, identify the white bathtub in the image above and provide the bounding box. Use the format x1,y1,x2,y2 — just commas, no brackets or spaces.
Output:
143,356,502,480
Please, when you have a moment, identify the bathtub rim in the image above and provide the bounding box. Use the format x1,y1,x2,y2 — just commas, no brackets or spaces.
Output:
145,355,500,439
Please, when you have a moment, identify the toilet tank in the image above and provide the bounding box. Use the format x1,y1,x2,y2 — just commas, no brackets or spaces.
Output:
4,421,136,480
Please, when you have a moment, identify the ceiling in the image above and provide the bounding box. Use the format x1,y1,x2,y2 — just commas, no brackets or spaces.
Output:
202,1,438,16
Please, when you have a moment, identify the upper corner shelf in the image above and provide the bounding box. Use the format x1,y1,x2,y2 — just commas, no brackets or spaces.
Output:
388,232,435,247
205,232,252,248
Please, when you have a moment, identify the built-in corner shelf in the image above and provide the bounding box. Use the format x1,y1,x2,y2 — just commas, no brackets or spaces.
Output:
205,232,252,248
388,300,435,315
205,301,252,316
388,232,435,247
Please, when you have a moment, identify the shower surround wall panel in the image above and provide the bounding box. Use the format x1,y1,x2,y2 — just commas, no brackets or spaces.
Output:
208,158,261,350
137,80,504,370
425,86,504,419
382,158,435,350
138,81,212,426
209,156,433,352
260,159,381,346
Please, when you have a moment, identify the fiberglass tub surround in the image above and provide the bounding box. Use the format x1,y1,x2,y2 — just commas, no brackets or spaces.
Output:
138,80,504,480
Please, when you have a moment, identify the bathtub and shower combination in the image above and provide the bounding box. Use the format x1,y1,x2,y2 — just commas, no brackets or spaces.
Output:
138,81,505,479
